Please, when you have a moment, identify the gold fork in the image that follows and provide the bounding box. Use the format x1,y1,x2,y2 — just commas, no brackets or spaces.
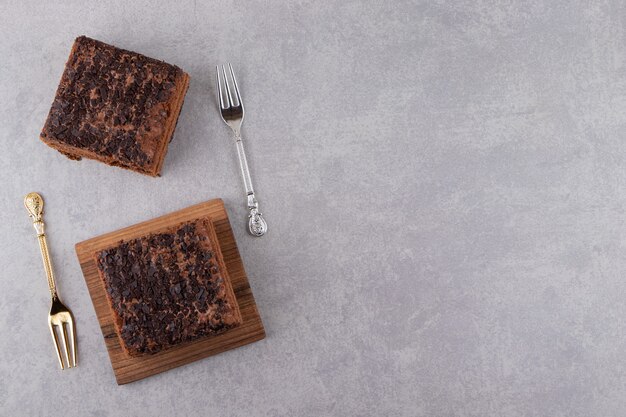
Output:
24,192,77,369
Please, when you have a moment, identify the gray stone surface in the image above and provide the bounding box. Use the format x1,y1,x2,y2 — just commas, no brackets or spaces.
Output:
1,1,625,416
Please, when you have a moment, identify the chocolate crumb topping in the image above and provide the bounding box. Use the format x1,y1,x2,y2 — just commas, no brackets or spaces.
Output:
40,36,189,175
95,218,241,355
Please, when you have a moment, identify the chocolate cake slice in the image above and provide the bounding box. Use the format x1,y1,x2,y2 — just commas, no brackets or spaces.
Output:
40,36,189,176
94,217,242,356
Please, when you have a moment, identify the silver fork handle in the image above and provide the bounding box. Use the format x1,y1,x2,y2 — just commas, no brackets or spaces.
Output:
234,133,267,236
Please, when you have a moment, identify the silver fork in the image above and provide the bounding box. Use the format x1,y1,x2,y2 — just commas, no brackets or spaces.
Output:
216,63,268,237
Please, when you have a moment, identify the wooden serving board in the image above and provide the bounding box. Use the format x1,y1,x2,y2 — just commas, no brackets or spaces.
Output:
75,198,265,385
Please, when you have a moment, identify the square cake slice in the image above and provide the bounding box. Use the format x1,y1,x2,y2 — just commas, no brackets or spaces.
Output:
40,36,189,176
94,217,242,356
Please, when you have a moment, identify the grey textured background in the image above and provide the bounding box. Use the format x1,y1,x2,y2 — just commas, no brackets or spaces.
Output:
1,1,625,416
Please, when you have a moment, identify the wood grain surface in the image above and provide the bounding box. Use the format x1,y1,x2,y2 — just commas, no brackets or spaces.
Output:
75,199,265,385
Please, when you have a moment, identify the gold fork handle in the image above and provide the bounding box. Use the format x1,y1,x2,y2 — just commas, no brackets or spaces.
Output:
37,230,58,299
24,193,58,299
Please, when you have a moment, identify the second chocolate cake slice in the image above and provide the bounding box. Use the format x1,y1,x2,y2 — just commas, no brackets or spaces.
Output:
94,217,242,356
40,36,189,176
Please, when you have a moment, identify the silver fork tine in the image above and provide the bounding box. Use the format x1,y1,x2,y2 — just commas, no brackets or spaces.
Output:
227,63,241,107
221,65,234,108
49,323,64,369
61,322,72,368
216,66,227,110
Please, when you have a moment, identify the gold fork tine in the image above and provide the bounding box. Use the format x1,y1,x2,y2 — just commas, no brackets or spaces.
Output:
61,322,72,368
68,318,77,367
49,322,64,369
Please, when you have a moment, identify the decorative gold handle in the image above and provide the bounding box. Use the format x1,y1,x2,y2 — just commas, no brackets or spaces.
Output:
24,192,43,221
24,192,57,299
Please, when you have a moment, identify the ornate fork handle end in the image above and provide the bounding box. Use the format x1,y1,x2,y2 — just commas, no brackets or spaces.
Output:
248,208,267,237
24,192,44,222
247,194,267,236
